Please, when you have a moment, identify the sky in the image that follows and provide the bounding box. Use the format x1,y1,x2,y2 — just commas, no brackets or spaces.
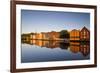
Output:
21,9,90,33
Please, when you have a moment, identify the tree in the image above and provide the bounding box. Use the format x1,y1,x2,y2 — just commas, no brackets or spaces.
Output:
59,30,69,39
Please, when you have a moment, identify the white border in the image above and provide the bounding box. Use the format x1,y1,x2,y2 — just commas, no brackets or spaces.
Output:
16,5,94,69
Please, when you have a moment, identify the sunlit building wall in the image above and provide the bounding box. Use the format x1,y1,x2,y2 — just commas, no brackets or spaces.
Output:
80,27,90,41
70,29,80,41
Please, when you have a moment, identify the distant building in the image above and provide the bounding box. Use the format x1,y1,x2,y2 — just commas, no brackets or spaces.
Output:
21,33,30,40
30,33,36,40
38,33,43,40
41,32,49,40
80,27,90,41
44,31,60,40
29,31,59,40
32,33,43,40
29,33,42,40
70,29,80,41
49,31,60,40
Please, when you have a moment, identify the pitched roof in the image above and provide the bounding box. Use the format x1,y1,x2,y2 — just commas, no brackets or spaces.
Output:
81,26,89,32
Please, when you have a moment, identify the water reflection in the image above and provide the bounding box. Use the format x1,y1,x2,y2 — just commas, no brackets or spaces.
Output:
70,42,90,56
22,40,90,57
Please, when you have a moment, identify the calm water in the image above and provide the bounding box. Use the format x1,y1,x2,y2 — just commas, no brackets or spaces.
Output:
21,40,90,63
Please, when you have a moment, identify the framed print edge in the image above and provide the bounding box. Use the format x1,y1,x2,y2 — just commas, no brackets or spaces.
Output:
10,1,16,72
10,0,97,72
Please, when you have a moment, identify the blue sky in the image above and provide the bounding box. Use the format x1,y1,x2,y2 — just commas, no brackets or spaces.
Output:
21,9,90,33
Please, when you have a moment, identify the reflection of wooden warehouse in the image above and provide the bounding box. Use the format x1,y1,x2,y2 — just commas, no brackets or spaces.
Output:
70,42,80,53
48,31,60,40
80,44,90,56
46,41,59,49
70,29,80,41
80,27,90,41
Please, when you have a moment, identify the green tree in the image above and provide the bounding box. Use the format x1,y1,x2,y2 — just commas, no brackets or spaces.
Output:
59,30,69,39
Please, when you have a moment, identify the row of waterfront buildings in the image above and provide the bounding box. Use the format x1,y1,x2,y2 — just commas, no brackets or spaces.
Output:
21,26,90,41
